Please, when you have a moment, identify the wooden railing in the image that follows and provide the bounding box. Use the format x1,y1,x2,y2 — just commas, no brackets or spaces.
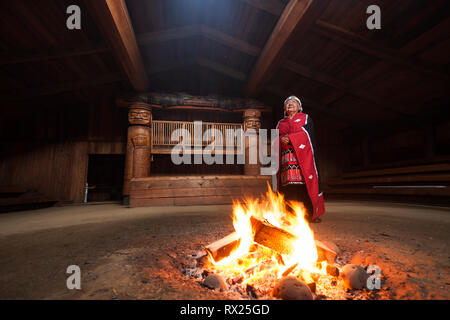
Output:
152,120,243,154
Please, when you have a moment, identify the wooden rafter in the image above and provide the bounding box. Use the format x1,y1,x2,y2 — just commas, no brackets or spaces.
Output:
0,25,261,67
241,0,285,16
201,25,261,57
0,45,109,66
313,20,450,82
350,16,450,87
2,74,122,101
197,58,247,81
282,60,424,123
85,0,149,92
137,25,201,45
245,0,329,97
148,59,196,76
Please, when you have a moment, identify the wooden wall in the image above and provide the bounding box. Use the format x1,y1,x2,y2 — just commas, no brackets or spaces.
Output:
0,95,127,203
342,120,450,172
325,120,450,202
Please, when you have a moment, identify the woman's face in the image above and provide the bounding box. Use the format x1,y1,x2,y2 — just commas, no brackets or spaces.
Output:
285,100,300,116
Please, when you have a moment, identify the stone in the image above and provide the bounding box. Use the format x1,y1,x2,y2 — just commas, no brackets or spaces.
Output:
272,276,313,300
202,274,227,291
341,264,369,290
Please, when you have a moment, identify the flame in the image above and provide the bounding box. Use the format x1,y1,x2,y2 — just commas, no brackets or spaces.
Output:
208,184,326,285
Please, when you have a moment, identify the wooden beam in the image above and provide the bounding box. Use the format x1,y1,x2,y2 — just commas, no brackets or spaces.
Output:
282,60,425,123
1,74,122,101
148,59,196,75
138,25,261,57
0,45,109,66
197,58,247,81
137,25,201,45
201,25,261,57
145,57,247,82
266,85,358,126
241,0,285,16
350,17,450,90
85,0,149,92
2,24,260,68
313,20,450,82
245,0,329,97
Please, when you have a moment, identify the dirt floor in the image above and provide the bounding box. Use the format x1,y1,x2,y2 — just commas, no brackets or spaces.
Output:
0,200,449,300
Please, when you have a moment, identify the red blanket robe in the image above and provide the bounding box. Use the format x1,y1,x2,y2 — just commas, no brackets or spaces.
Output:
276,112,325,219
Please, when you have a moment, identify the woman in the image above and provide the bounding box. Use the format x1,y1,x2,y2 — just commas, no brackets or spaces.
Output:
276,96,325,223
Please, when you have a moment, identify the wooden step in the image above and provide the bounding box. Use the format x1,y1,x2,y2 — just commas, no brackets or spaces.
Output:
341,163,450,179
129,175,271,207
328,173,450,186
325,186,450,197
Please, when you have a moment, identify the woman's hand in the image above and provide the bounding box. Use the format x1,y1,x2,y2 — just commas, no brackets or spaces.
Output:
281,135,290,145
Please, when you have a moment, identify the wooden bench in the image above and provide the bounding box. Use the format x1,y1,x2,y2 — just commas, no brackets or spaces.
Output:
325,163,450,197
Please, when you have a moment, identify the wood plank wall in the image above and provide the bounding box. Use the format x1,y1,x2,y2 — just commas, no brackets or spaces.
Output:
0,96,127,203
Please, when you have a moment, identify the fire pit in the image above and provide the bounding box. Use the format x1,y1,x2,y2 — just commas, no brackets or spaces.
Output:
181,186,373,300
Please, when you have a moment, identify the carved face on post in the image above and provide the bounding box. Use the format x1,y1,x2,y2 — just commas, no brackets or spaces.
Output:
243,109,262,132
128,108,151,125
244,119,261,131
132,134,150,147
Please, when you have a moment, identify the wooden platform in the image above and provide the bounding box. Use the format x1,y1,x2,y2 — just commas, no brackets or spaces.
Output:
325,163,450,197
129,175,271,207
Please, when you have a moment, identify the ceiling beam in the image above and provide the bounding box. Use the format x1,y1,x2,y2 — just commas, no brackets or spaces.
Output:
85,0,149,92
0,45,109,66
137,25,202,45
266,85,359,126
148,59,196,76
0,25,261,67
1,74,122,101
245,0,329,97
312,20,450,82
282,60,424,122
201,25,261,56
145,57,247,82
241,0,285,16
197,58,247,81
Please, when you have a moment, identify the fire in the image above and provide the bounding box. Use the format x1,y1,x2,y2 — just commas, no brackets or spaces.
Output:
208,184,326,285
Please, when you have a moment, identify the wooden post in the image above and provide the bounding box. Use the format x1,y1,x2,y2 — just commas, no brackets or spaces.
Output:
362,138,371,168
123,102,152,203
243,109,262,175
425,124,436,159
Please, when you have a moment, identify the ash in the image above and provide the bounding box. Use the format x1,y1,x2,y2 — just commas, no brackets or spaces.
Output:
180,252,382,300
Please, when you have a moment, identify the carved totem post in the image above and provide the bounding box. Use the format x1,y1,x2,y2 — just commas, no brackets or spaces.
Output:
123,103,152,202
243,109,262,176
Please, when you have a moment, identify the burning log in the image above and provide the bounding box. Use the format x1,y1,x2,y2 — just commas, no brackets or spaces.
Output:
315,240,339,263
281,263,298,277
244,259,273,276
203,218,338,265
250,216,338,259
250,216,296,255
205,232,241,263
